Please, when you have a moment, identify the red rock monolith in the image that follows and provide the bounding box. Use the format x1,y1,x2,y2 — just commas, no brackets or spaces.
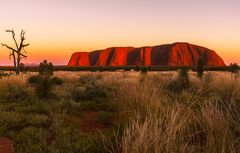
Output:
68,42,226,67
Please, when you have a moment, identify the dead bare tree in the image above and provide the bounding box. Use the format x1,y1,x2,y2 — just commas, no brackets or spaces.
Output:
1,29,29,75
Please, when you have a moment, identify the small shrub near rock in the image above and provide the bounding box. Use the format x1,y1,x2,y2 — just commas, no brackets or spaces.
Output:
229,63,239,73
168,68,190,92
141,67,148,73
196,56,205,78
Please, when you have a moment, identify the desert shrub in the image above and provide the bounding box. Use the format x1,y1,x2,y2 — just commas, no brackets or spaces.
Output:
71,85,107,101
31,76,52,99
207,72,240,106
78,74,102,84
0,110,50,130
135,66,140,71
27,114,51,128
0,70,9,78
0,85,28,102
8,99,56,115
0,112,27,134
53,127,104,153
141,66,148,73
178,68,190,87
11,127,49,153
39,60,54,76
229,63,239,73
28,75,63,99
27,75,41,84
27,60,64,99
123,67,131,71
98,66,103,72
71,75,107,102
0,74,29,102
196,56,204,78
19,63,25,72
168,68,190,92
50,76,64,85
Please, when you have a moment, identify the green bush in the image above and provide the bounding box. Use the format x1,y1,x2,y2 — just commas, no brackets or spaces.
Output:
71,84,107,102
78,75,102,85
141,66,148,73
71,75,107,102
27,114,51,128
135,66,140,71
39,60,54,76
35,76,53,99
27,75,41,84
197,56,204,78
11,127,49,153
0,85,28,102
28,75,63,100
71,86,107,101
123,66,131,71
54,127,102,153
229,63,239,73
19,63,25,72
168,68,190,92
0,112,27,134
51,77,64,85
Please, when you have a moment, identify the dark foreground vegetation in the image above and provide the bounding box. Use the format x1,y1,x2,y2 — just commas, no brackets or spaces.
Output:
0,68,240,153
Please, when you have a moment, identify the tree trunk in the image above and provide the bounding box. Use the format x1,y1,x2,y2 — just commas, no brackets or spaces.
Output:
16,50,21,75
12,51,17,74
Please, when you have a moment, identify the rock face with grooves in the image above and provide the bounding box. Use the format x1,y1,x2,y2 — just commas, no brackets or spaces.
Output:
68,42,226,67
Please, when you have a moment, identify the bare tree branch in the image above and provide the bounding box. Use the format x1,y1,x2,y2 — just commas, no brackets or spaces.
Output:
2,29,29,74
1,43,27,58
20,56,27,60
22,43,30,47
6,29,19,49
19,30,27,52
1,43,17,52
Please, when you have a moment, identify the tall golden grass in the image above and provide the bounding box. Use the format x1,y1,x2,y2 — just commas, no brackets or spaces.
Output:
100,71,240,153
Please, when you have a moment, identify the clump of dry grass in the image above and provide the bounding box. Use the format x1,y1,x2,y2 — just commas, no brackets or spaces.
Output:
0,74,32,101
103,71,240,153
120,104,194,153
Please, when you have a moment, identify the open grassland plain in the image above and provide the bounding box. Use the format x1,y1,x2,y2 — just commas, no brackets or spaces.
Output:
0,71,240,153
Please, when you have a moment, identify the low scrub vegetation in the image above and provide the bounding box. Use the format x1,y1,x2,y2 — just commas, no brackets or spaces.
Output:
1,65,237,72
0,70,240,153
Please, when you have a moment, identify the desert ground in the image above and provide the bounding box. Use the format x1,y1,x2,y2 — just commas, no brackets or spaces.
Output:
0,70,240,153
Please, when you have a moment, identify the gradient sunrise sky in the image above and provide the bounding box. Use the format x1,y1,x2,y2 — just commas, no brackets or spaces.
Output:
0,0,239,65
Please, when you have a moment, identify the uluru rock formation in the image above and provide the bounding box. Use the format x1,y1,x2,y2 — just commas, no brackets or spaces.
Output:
68,42,225,67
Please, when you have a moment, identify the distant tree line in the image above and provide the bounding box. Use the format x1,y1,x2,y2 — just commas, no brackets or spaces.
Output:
0,65,238,73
